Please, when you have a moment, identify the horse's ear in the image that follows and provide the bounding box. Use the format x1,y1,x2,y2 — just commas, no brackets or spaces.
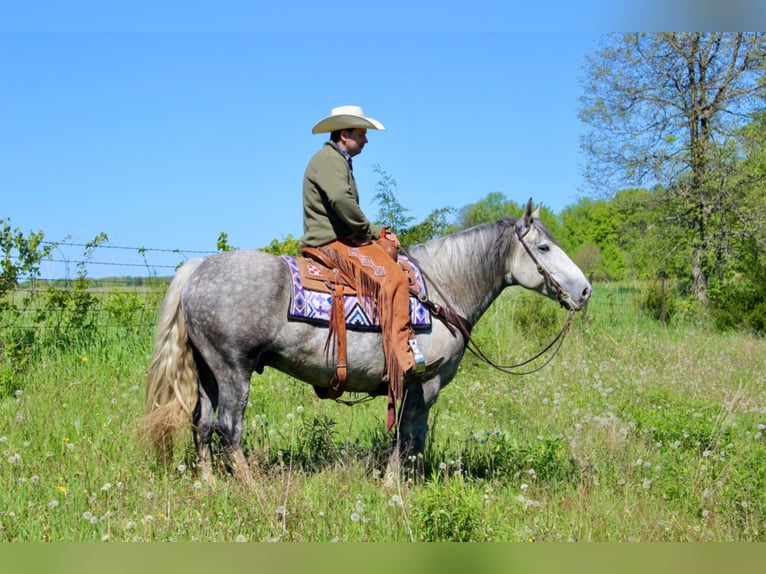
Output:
532,205,541,220
517,198,534,234
524,198,535,223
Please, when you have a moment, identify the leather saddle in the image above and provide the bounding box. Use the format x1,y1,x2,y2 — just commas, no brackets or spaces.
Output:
285,241,422,405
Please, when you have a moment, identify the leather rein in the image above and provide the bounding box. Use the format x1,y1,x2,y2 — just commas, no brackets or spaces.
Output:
403,224,576,376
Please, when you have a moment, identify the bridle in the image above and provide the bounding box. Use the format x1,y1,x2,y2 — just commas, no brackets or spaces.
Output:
465,225,575,375
514,224,576,312
404,222,577,376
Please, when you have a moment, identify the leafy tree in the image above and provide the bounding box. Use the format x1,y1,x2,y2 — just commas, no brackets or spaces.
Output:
399,206,456,247
456,192,522,228
371,164,455,247
372,164,414,232
217,231,236,252
580,32,766,304
559,197,625,279
261,234,301,256
1,219,50,303
706,111,766,332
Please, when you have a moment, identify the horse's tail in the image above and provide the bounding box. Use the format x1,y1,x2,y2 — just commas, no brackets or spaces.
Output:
142,258,204,461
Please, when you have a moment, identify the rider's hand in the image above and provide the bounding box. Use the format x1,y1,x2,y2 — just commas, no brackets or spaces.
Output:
386,231,401,250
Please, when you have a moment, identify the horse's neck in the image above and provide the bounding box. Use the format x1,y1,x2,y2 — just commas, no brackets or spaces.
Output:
411,223,511,326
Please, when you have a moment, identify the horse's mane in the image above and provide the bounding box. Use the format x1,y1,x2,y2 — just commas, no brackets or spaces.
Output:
406,217,558,318
406,218,515,314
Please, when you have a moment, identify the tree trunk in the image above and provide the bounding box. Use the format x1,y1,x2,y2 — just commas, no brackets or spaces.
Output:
691,246,709,306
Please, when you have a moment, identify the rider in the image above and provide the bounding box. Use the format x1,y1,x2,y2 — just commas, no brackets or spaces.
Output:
300,105,438,399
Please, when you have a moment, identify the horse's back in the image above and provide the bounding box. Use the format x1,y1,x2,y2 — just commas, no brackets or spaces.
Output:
181,249,290,341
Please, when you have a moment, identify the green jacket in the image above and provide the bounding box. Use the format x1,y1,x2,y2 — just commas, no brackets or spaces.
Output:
301,142,381,246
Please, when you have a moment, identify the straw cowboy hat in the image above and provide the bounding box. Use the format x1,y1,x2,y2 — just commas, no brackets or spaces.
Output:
311,105,385,134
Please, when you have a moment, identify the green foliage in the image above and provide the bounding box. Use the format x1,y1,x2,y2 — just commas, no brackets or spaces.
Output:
641,276,678,324
620,388,733,455
261,234,301,256
509,291,565,344
372,164,415,232
399,206,456,247
559,197,627,280
412,478,482,541
216,231,236,252
457,191,522,228
0,225,116,397
438,431,578,484
709,255,766,334
103,289,145,330
580,33,766,304
0,219,50,308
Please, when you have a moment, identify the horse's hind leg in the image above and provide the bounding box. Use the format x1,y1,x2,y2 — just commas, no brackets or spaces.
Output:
193,386,215,484
214,367,253,482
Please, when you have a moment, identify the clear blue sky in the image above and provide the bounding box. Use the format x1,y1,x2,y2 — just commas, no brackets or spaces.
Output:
2,3,758,278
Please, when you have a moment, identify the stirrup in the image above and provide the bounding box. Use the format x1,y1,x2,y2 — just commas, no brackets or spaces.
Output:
409,339,426,372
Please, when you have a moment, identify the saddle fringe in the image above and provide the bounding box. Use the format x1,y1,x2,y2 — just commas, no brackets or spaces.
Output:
302,243,406,420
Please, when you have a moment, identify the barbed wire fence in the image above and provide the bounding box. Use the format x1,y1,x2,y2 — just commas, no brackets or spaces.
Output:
2,241,226,344
3,240,652,341
34,241,219,284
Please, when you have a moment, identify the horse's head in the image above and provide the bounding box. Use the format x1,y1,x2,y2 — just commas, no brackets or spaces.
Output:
508,199,592,311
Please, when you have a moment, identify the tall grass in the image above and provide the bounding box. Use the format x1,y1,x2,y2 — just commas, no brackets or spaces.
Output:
1,283,764,541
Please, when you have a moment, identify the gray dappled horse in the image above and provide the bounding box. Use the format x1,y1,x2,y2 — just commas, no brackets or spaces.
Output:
143,200,591,483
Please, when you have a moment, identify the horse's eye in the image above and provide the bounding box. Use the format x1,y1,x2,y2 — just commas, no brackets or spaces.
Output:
538,244,550,253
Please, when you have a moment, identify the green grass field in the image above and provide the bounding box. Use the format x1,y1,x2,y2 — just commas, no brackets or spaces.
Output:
1,282,765,541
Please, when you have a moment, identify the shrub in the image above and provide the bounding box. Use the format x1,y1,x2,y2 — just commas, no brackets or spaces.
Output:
412,478,483,541
641,276,677,323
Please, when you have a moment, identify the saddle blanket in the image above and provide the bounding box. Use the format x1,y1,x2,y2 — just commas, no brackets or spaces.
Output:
280,254,432,332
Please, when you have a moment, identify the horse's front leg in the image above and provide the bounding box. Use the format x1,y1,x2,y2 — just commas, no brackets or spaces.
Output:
384,378,440,486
